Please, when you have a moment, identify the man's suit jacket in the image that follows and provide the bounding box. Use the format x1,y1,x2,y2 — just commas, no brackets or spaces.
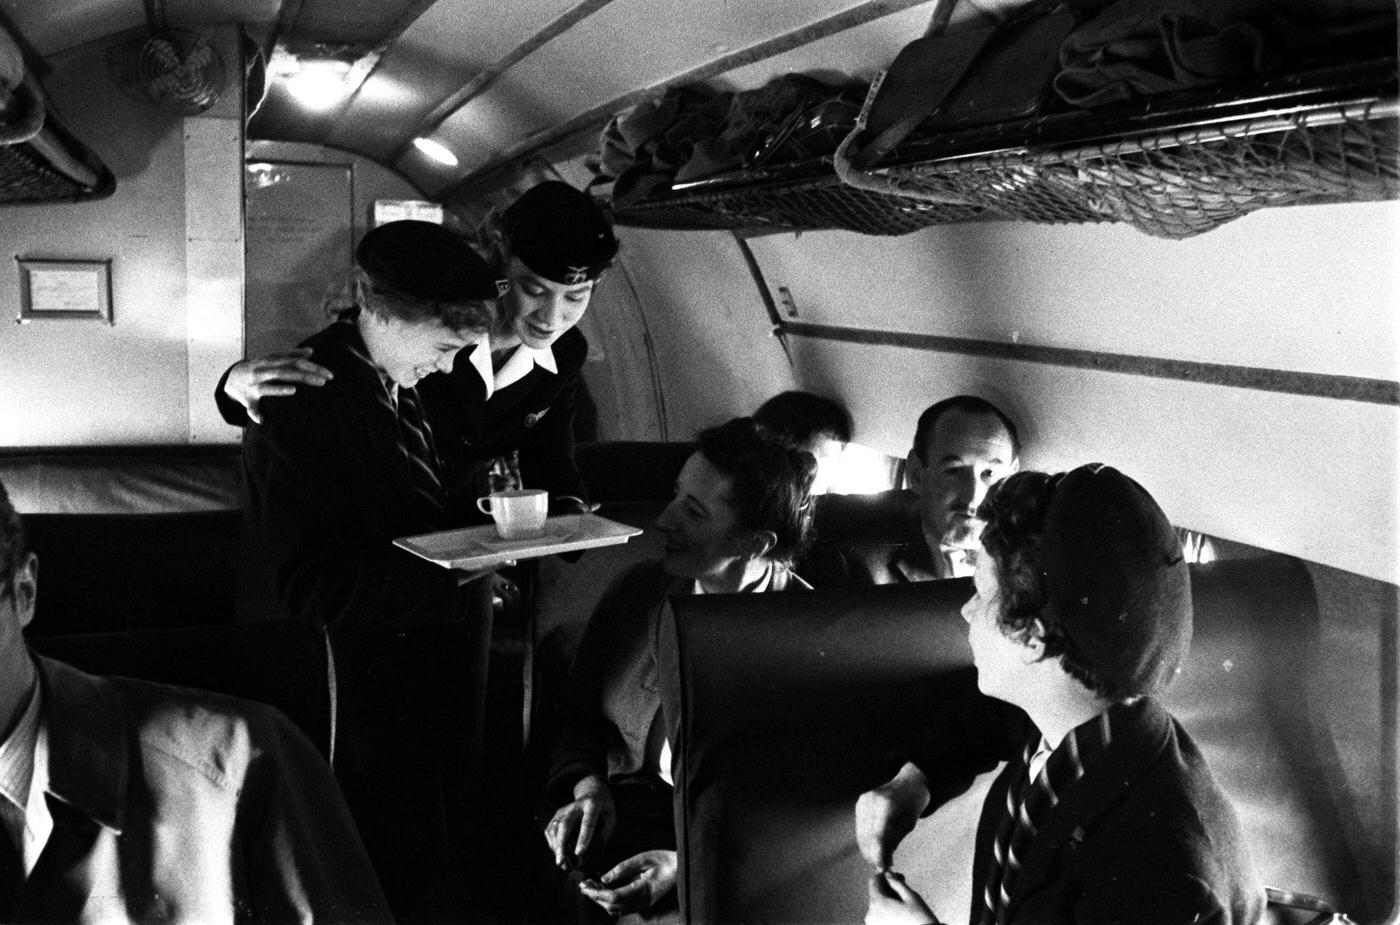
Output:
241,317,461,630
958,698,1264,925
13,654,390,923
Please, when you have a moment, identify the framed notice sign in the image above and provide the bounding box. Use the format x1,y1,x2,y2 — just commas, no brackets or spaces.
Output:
16,258,113,323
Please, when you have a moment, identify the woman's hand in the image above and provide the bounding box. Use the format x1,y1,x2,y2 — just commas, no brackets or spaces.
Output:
855,761,931,869
544,776,615,871
865,870,939,925
225,348,333,423
578,849,677,916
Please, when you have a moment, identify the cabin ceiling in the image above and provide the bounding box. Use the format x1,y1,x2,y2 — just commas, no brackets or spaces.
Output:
0,0,945,199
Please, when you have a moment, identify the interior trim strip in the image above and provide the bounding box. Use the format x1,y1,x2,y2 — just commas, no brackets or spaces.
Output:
780,321,1400,406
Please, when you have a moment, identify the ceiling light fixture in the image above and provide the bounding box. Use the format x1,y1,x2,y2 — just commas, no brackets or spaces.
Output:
283,58,352,111
413,137,459,167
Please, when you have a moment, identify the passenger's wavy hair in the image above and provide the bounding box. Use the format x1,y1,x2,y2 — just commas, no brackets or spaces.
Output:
753,390,853,449
0,481,28,598
351,268,495,334
977,471,1127,702
697,417,817,565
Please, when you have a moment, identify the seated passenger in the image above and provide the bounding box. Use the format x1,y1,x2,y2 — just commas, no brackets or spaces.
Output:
0,479,390,921
856,464,1264,925
753,389,853,494
543,417,815,921
805,395,1018,587
242,219,498,629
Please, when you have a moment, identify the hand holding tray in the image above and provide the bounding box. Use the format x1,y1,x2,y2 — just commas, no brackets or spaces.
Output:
394,513,642,571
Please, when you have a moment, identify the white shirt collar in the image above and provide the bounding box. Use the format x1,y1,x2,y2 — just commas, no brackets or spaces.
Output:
468,341,558,400
0,677,52,875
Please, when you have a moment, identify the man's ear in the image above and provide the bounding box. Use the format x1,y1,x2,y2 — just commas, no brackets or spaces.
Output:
905,450,924,493
744,530,777,561
11,553,37,631
1009,455,1021,474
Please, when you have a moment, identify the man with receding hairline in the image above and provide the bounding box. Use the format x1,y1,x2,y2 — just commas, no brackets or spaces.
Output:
802,395,1019,587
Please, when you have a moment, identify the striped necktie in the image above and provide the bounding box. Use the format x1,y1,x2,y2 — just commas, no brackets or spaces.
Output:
395,384,448,523
342,324,449,524
979,713,1108,925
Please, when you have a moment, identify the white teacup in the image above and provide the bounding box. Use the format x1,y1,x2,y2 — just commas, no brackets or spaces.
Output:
476,489,549,539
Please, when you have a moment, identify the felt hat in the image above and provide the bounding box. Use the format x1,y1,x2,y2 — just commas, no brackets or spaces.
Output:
356,220,499,303
1041,463,1192,697
500,181,618,285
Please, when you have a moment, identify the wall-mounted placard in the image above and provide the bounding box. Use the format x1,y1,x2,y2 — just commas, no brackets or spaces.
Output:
16,258,113,323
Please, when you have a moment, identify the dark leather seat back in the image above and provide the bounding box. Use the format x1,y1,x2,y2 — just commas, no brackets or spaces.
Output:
31,618,333,757
661,555,1394,923
1,446,245,635
658,579,976,925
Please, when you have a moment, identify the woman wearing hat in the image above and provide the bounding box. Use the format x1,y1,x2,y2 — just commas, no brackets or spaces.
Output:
219,180,619,516
854,464,1263,925
242,219,498,629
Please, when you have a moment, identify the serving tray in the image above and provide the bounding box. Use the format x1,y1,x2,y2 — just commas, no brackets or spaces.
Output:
394,513,642,571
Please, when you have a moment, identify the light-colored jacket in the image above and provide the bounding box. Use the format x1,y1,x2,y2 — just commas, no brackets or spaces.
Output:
17,654,392,923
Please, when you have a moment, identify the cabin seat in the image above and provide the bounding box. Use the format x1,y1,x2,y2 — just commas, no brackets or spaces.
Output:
659,555,1390,924
0,445,244,635
30,618,333,757
528,440,693,748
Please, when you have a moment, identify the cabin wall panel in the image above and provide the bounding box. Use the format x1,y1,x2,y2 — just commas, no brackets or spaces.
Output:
750,202,1399,380
0,34,217,446
752,201,1399,583
602,226,794,440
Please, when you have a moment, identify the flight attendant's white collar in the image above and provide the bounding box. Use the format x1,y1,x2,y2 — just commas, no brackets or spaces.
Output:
468,339,558,399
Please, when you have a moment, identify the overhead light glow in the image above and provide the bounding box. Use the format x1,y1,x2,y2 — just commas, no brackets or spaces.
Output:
285,60,352,111
413,137,459,167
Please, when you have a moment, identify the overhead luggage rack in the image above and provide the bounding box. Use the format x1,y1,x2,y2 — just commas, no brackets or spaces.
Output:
0,71,115,204
607,158,984,236
608,59,1398,238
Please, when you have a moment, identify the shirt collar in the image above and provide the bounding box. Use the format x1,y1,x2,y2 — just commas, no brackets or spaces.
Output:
0,674,41,821
469,341,558,400
691,559,808,595
0,669,53,874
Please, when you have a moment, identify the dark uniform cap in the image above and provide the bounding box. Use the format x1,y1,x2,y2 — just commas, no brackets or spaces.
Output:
501,181,619,285
356,220,500,303
1040,463,1192,697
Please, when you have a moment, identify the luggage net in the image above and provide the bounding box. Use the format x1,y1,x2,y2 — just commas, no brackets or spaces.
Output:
608,62,1398,240
610,169,982,236
858,99,1398,239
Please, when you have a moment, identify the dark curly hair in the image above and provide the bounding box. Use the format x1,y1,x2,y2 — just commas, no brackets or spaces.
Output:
753,390,853,449
0,481,28,600
977,470,1128,702
696,417,817,564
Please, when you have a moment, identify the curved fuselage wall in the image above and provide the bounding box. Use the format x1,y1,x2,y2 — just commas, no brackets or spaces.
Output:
594,201,1398,584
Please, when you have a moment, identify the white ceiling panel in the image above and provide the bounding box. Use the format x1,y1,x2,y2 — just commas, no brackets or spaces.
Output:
430,0,927,176
396,0,582,70
718,3,937,90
